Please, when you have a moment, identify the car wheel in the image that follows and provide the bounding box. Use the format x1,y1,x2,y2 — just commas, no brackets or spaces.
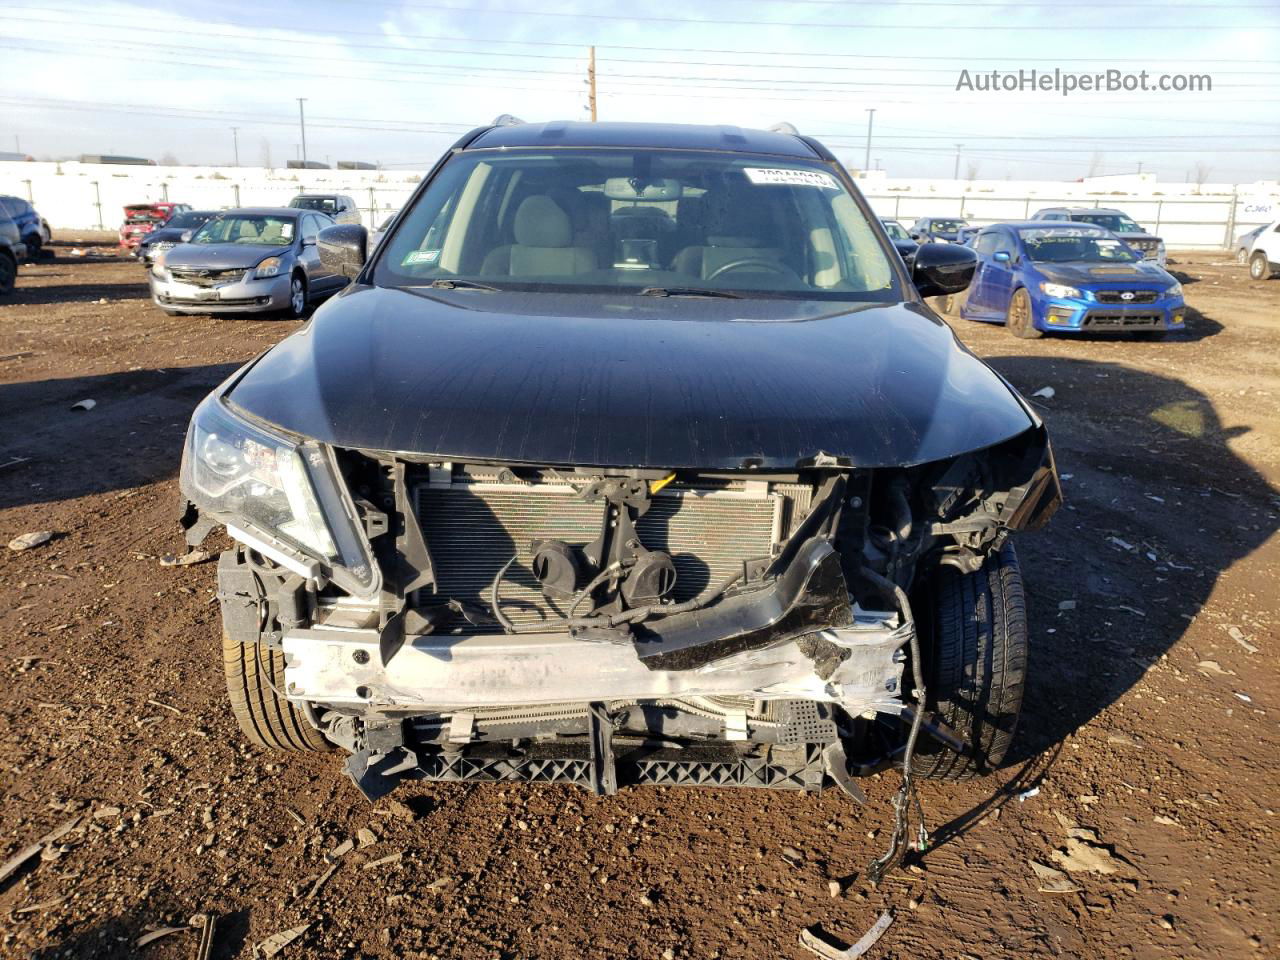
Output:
283,273,308,318
0,253,15,295
24,235,42,262
1236,247,1248,265
1006,287,1042,339
222,628,329,752
1249,251,1274,281
913,542,1027,781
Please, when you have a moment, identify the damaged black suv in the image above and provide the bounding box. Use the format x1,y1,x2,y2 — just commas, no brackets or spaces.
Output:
180,121,1059,858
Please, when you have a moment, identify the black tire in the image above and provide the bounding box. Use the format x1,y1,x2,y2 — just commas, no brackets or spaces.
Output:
222,629,329,752
0,252,14,296
1249,251,1274,281
23,235,42,263
914,542,1027,780
1006,287,1042,339
1236,247,1248,265
1133,329,1167,341
281,272,308,319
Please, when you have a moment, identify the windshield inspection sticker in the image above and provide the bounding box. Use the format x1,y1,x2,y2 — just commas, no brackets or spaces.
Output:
744,167,839,189
402,249,441,266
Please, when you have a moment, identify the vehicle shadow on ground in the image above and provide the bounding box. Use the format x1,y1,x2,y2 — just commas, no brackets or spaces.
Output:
0,364,238,510
987,355,1277,769
6,281,152,306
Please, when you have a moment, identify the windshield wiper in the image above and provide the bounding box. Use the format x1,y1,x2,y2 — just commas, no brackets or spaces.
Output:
422,278,504,292
638,286,744,299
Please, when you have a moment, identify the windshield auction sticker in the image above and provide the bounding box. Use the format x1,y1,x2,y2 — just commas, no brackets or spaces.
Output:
744,168,839,189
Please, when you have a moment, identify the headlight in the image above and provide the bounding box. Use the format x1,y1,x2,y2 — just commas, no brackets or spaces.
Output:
180,395,377,595
254,256,283,278
1166,281,1183,298
1040,281,1083,299
152,252,169,278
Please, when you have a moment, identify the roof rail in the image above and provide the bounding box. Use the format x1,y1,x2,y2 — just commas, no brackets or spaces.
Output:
769,121,800,135
491,114,525,127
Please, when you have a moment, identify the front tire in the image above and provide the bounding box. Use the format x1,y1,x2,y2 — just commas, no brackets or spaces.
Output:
914,542,1028,780
1006,287,1042,339
282,273,308,318
1249,251,1274,281
0,253,15,295
222,629,329,752
1236,247,1249,265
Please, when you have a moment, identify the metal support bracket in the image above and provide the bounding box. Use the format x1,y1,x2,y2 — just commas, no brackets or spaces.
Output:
587,703,618,795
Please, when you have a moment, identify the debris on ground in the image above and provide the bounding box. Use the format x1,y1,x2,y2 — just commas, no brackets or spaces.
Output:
1197,660,1234,676
800,911,894,959
136,925,189,948
1017,786,1041,803
8,530,54,551
1227,626,1259,654
70,398,96,411
1031,386,1056,399
1030,860,1081,894
254,923,311,958
159,549,213,567
191,913,216,960
1051,830,1130,876
0,816,81,883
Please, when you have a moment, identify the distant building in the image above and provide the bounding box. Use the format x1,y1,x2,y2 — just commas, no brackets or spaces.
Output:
80,154,156,165
287,160,330,170
0,151,32,162
337,161,377,170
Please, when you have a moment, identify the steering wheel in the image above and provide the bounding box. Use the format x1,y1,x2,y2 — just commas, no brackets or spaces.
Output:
705,258,792,282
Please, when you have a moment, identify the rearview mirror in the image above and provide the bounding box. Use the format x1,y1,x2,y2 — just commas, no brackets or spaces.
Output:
912,241,977,298
318,224,368,278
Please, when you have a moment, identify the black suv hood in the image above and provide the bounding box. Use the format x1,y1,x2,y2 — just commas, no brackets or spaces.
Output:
226,285,1036,469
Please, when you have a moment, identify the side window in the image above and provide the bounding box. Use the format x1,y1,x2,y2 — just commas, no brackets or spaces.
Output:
974,230,1000,256
993,231,1018,258
301,215,320,243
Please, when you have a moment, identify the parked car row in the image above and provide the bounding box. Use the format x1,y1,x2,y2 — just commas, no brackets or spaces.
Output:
148,207,345,317
941,220,1185,339
0,194,51,260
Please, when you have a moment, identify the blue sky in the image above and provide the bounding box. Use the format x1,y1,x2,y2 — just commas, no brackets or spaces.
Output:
1,0,1277,181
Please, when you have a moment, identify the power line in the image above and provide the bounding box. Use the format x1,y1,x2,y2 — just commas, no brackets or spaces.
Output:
14,6,1280,58
313,0,1269,29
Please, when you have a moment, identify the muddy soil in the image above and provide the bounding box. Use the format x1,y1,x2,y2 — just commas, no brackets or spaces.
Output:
1,247,1277,960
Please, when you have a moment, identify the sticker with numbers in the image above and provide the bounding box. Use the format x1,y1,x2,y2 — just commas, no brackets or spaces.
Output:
402,249,441,266
744,168,839,189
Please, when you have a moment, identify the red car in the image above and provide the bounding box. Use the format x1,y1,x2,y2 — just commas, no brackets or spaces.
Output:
119,202,191,252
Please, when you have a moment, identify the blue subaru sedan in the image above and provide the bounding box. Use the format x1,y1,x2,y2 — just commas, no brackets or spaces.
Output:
955,221,1185,339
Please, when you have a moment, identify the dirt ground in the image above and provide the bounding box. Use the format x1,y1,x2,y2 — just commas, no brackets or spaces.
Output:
1,244,1277,960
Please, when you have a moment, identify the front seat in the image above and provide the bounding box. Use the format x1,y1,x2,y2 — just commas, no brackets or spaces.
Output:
672,195,786,281
482,195,596,277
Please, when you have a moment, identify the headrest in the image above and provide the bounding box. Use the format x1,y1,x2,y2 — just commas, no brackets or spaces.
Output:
514,195,572,248
707,235,762,248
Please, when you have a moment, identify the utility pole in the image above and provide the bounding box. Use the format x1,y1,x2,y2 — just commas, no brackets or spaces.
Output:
297,97,309,165
12,135,18,153
1137,160,1144,175
588,46,597,122
953,143,963,179
231,126,240,166
864,108,875,173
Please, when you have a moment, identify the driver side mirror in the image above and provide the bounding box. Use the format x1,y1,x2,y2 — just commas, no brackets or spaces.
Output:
318,224,368,278
912,241,977,298
180,230,193,242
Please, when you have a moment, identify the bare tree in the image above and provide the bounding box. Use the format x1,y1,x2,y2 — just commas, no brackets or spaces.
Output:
1193,162,1212,191
1087,151,1105,177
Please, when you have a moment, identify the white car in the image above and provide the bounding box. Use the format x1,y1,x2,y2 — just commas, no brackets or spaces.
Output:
1247,219,1280,281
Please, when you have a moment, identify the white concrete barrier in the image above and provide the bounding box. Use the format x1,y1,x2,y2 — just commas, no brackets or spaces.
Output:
2,160,1276,250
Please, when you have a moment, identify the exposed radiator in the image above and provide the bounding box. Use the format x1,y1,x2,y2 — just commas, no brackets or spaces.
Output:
415,475,793,630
